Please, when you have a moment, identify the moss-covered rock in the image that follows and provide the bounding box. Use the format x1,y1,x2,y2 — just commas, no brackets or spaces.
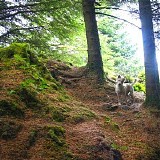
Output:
0,100,24,118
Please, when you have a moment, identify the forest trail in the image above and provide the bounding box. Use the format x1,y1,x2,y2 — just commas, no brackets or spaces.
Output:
1,59,160,160
47,60,159,160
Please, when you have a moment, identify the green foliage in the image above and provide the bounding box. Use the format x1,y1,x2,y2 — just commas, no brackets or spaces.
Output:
43,26,87,67
0,43,30,60
105,116,111,123
20,76,50,92
97,13,143,76
1,1,82,53
0,43,40,71
105,116,120,132
111,143,128,151
134,71,146,92
134,82,145,92
0,100,24,118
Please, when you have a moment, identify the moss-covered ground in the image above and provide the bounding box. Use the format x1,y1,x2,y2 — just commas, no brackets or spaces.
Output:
0,43,160,160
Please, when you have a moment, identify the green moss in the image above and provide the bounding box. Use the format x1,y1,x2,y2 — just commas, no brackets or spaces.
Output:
0,120,22,140
0,100,24,118
105,116,111,123
27,129,38,148
47,126,65,146
51,106,69,122
42,125,78,159
0,43,39,64
52,126,66,136
71,114,86,124
0,43,29,59
69,107,96,124
49,105,71,122
1,43,63,95
57,92,70,102
111,122,120,131
16,87,41,109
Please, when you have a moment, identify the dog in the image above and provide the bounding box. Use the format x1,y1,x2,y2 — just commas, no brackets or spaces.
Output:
115,75,136,105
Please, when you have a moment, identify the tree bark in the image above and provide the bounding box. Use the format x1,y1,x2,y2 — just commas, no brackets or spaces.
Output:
82,0,104,84
138,0,160,107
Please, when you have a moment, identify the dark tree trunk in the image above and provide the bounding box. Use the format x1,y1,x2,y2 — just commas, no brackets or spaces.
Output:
82,0,104,84
138,0,160,107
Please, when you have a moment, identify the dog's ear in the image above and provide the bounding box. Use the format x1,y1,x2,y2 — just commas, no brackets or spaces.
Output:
118,75,121,78
122,77,125,83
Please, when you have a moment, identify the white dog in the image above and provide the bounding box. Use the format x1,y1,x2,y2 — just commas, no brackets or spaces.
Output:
115,75,136,105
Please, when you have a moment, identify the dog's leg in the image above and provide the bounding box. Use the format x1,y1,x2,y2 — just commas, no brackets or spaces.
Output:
130,91,134,104
117,93,121,105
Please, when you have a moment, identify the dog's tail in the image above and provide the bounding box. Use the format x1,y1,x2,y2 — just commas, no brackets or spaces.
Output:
131,79,137,86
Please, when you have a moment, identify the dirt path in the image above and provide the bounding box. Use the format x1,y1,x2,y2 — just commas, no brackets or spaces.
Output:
1,60,159,160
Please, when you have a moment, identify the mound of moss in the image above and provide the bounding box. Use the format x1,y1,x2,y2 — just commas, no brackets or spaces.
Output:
42,125,75,159
50,106,71,122
69,107,96,124
0,100,24,118
0,120,22,140
16,87,42,109
47,125,66,146
0,43,38,64
26,129,38,149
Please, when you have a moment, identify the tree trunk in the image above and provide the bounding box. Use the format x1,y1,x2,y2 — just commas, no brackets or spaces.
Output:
82,0,104,84
138,0,160,107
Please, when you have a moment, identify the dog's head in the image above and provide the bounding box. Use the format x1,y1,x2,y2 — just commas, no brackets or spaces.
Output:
116,75,125,86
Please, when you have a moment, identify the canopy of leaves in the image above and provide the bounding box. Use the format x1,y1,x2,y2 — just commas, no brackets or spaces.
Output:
97,13,143,76
0,0,82,50
96,0,160,39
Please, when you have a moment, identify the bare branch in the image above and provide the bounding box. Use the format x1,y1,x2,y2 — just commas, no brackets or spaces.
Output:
95,12,141,29
0,26,44,40
95,6,139,14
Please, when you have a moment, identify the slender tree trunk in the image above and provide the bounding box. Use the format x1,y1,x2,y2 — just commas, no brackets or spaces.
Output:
138,0,160,107
82,0,104,84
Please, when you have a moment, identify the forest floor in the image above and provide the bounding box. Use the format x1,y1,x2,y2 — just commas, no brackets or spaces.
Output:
1,59,160,160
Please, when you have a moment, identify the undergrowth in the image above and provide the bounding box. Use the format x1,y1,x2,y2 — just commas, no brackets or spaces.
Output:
0,43,92,159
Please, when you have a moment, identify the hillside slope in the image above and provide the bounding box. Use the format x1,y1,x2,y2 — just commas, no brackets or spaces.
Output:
0,44,160,160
